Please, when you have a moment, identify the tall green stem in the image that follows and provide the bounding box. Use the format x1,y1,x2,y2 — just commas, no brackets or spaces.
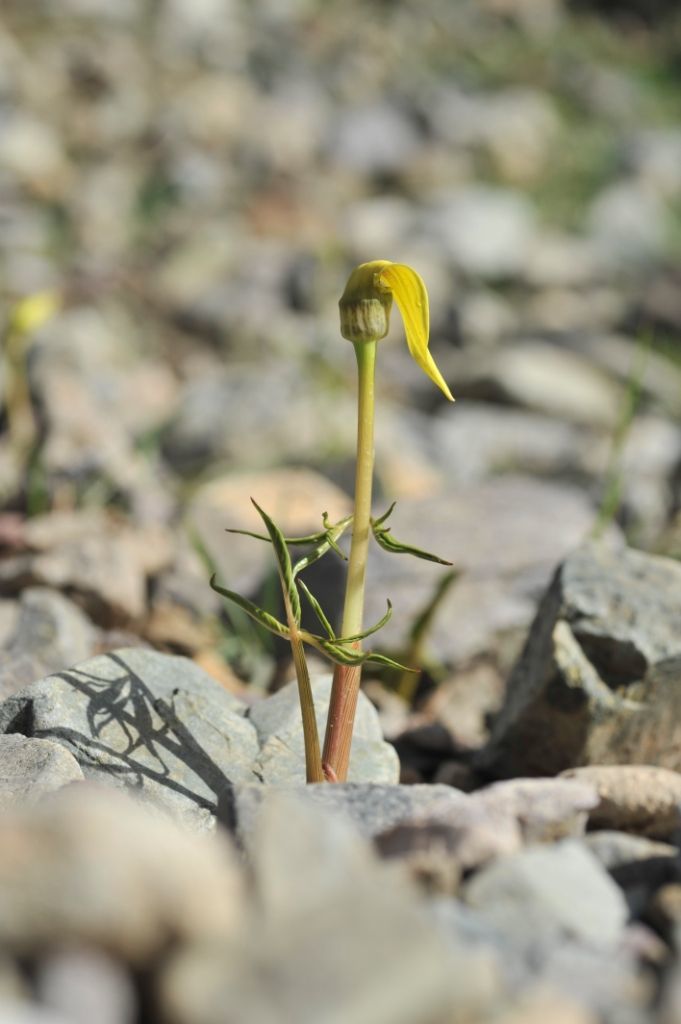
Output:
289,624,325,783
280,588,324,783
322,340,377,781
342,340,377,636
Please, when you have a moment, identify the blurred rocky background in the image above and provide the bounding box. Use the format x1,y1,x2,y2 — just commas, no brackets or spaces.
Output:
1,0,681,754
2,0,681,1021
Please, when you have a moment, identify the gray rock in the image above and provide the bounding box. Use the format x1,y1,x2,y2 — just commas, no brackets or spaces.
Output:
159,793,500,1024
427,185,537,278
457,289,517,344
0,599,19,648
450,342,625,428
588,180,667,265
430,401,596,485
618,415,681,543
0,648,260,826
0,1004,71,1024
0,588,97,699
328,103,420,176
363,476,612,665
36,949,136,1024
340,195,416,257
0,735,84,810
375,821,463,895
524,232,604,288
463,840,628,948
475,777,598,843
0,512,172,627
564,333,681,417
537,939,651,1022
583,830,677,871
480,985,601,1024
431,901,648,1021
430,88,558,184
483,541,681,777
249,675,399,784
625,128,681,198
187,466,351,599
231,782,472,845
562,765,681,839
0,783,244,963
233,778,596,875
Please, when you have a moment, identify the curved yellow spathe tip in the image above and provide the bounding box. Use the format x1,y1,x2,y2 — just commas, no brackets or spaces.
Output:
340,260,454,402
376,262,454,402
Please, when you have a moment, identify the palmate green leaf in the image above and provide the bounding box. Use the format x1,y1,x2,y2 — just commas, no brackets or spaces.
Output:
210,576,290,639
298,578,336,640
371,524,452,566
251,499,301,625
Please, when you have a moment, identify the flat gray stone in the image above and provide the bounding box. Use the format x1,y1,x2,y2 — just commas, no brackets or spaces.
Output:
231,783,471,845
363,476,612,665
0,783,244,963
0,588,97,700
583,831,677,871
0,735,84,810
36,949,136,1024
249,675,399,784
0,653,401,824
159,792,500,1024
0,648,259,826
562,765,681,839
483,540,681,777
474,777,598,844
463,840,629,948
232,780,595,874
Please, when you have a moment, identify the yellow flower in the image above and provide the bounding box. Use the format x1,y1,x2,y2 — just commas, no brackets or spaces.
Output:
339,260,453,401
8,289,61,339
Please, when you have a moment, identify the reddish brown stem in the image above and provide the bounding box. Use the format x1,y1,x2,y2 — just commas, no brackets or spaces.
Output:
322,657,361,782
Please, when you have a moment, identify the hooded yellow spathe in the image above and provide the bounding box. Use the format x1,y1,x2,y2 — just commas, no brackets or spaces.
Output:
339,260,454,401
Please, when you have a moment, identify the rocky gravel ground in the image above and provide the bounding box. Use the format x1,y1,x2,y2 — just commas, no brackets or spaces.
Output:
2,0,681,1020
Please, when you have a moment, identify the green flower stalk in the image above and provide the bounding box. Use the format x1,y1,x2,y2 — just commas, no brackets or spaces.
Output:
322,260,454,782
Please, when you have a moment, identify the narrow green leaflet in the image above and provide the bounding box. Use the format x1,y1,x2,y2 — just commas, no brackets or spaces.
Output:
334,600,393,644
372,501,397,528
251,500,301,625
210,576,290,639
321,511,350,560
297,578,336,640
226,526,328,545
302,633,413,672
371,524,452,565
292,513,353,577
